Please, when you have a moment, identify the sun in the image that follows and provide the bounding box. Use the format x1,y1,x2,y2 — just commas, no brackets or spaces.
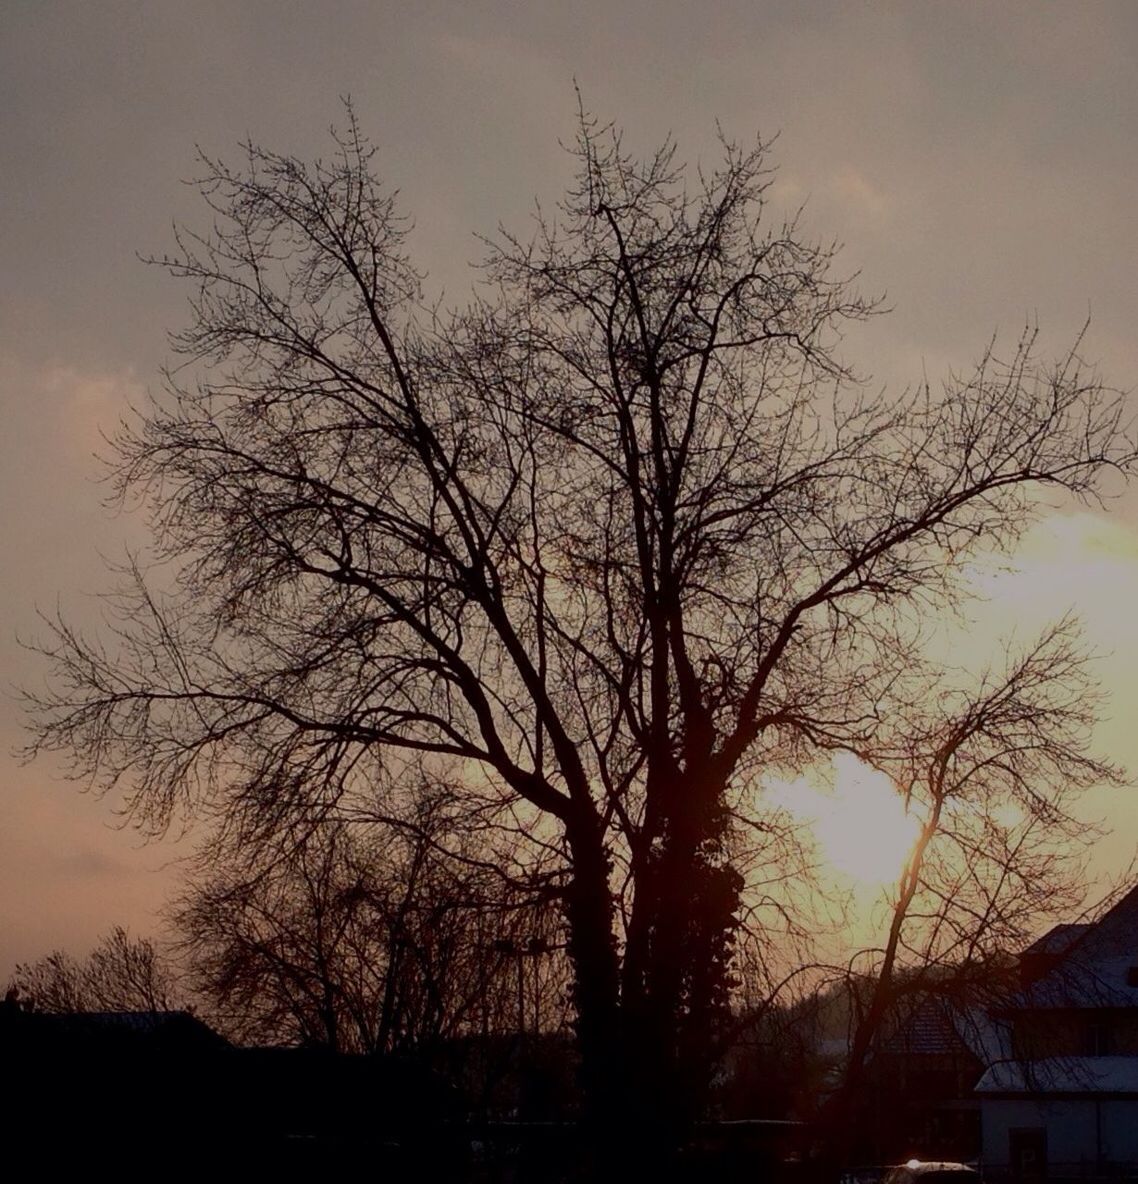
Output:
816,753,922,886
766,753,921,889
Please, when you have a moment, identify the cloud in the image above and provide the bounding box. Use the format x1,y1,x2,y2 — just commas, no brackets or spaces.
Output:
0,756,185,979
828,166,893,221
39,363,144,463
962,511,1138,650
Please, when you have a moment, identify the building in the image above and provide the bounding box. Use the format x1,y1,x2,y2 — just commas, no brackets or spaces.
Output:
976,885,1138,1182
0,1001,462,1169
855,993,1007,1163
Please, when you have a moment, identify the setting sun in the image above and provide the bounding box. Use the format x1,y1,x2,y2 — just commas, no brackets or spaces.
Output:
767,753,921,888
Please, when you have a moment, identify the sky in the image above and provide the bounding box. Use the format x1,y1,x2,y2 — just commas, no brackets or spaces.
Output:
4,1,1138,978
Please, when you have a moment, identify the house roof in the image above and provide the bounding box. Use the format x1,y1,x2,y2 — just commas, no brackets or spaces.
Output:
975,1056,1138,1095
950,1006,1012,1066
1013,886,1138,1009
880,998,1011,1066
1021,923,1090,958
883,1001,963,1055
60,1010,199,1034
2,1007,230,1052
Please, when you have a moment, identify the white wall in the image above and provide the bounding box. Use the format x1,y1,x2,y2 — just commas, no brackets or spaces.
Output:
1102,1099,1138,1163
981,1097,1138,1174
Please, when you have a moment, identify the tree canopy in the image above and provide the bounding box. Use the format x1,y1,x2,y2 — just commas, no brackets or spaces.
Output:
26,106,1133,1135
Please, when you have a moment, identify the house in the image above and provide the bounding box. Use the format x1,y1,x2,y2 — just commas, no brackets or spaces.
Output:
855,993,1007,1163
975,885,1138,1182
0,1000,463,1169
0,1004,232,1054
848,886,1138,1178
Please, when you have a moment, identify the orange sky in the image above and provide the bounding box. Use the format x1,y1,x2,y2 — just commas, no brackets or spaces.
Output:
3,1,1138,977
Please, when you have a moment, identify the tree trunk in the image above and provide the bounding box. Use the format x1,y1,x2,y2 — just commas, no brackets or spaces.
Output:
563,812,624,1136
619,788,742,1145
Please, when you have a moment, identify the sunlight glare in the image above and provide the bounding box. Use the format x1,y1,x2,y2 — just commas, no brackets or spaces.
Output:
766,753,921,888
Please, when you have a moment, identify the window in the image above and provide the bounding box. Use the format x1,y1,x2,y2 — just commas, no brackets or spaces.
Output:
1083,1018,1113,1056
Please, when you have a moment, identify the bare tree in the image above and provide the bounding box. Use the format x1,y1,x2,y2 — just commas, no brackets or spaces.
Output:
24,105,1134,1137
8,926,180,1013
823,618,1124,1150
174,813,566,1054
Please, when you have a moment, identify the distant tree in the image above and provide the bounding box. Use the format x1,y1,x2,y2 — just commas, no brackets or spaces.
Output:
7,926,180,1013
174,811,568,1054
25,104,1134,1141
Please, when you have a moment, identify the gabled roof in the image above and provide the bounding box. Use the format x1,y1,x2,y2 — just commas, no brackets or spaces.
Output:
883,1001,963,1055
950,1006,1012,1066
1080,883,1138,957
976,1056,1138,1095
58,1010,202,1034
2,1008,230,1052
1021,923,1090,958
881,998,1010,1065
1013,885,1138,1010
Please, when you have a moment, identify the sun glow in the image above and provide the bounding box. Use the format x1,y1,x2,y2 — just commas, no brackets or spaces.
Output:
766,752,921,888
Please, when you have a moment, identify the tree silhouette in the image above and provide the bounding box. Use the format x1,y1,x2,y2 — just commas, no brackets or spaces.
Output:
25,105,1134,1140
8,926,180,1013
174,812,566,1055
